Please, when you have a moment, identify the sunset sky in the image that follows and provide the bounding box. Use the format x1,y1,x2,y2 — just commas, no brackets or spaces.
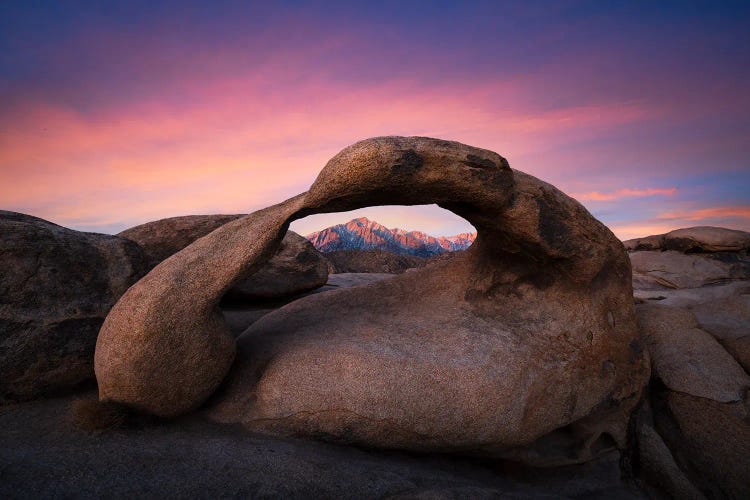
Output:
1,1,749,240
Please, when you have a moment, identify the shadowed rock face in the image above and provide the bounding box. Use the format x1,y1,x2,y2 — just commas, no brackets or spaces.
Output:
0,211,148,402
95,137,648,462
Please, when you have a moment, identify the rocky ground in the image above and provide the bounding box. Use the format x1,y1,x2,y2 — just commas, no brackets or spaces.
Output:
1,386,642,499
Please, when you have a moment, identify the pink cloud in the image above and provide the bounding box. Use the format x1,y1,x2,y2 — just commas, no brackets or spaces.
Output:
609,205,750,240
1,64,658,233
656,206,750,222
572,187,677,202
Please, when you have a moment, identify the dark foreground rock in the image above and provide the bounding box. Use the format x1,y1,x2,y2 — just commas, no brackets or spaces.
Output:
659,392,750,499
0,211,148,403
120,215,329,300
0,393,645,499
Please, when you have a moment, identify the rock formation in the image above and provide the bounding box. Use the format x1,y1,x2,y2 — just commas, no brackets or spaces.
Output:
629,226,750,497
119,214,244,268
119,215,329,300
94,136,648,464
0,211,149,402
624,226,750,253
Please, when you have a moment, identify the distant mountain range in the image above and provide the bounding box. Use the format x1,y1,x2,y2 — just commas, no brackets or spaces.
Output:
306,217,476,257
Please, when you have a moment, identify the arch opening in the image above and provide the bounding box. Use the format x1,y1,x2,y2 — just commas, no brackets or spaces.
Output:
220,204,477,336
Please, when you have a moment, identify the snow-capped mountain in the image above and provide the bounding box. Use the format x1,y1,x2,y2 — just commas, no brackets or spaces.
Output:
306,217,476,257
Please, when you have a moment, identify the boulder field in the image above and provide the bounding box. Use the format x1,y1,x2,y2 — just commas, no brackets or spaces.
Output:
625,227,750,498
94,136,649,465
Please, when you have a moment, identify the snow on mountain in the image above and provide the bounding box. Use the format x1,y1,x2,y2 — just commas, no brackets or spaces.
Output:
306,217,476,257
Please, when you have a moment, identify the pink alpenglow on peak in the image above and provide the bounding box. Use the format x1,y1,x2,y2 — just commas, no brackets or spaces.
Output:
306,217,476,257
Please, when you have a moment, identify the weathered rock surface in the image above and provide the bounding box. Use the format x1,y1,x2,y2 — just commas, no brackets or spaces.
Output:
624,226,750,253
636,304,750,402
691,291,750,341
634,280,747,309
325,249,427,273
0,211,148,402
722,336,750,373
636,419,704,500
119,214,243,267
0,393,646,499
630,250,748,290
652,391,750,499
95,136,648,463
224,231,329,300
120,215,329,300
630,228,749,376
628,226,750,498
222,273,397,337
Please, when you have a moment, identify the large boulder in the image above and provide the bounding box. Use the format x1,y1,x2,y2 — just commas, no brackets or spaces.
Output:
636,417,704,500
624,226,750,253
630,250,748,290
119,214,243,267
630,227,750,382
223,231,329,300
636,304,750,402
94,137,648,464
653,391,750,499
0,211,148,402
119,215,329,300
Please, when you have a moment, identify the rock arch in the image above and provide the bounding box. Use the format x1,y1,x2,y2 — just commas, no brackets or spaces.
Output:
95,136,648,459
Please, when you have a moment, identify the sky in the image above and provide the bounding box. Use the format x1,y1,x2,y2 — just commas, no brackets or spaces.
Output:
1,1,749,240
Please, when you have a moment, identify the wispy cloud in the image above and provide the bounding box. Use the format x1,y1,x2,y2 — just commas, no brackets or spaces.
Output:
572,187,677,202
656,206,750,222
609,205,750,240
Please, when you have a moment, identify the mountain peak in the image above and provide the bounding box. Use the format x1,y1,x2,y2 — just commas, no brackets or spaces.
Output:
307,218,476,257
